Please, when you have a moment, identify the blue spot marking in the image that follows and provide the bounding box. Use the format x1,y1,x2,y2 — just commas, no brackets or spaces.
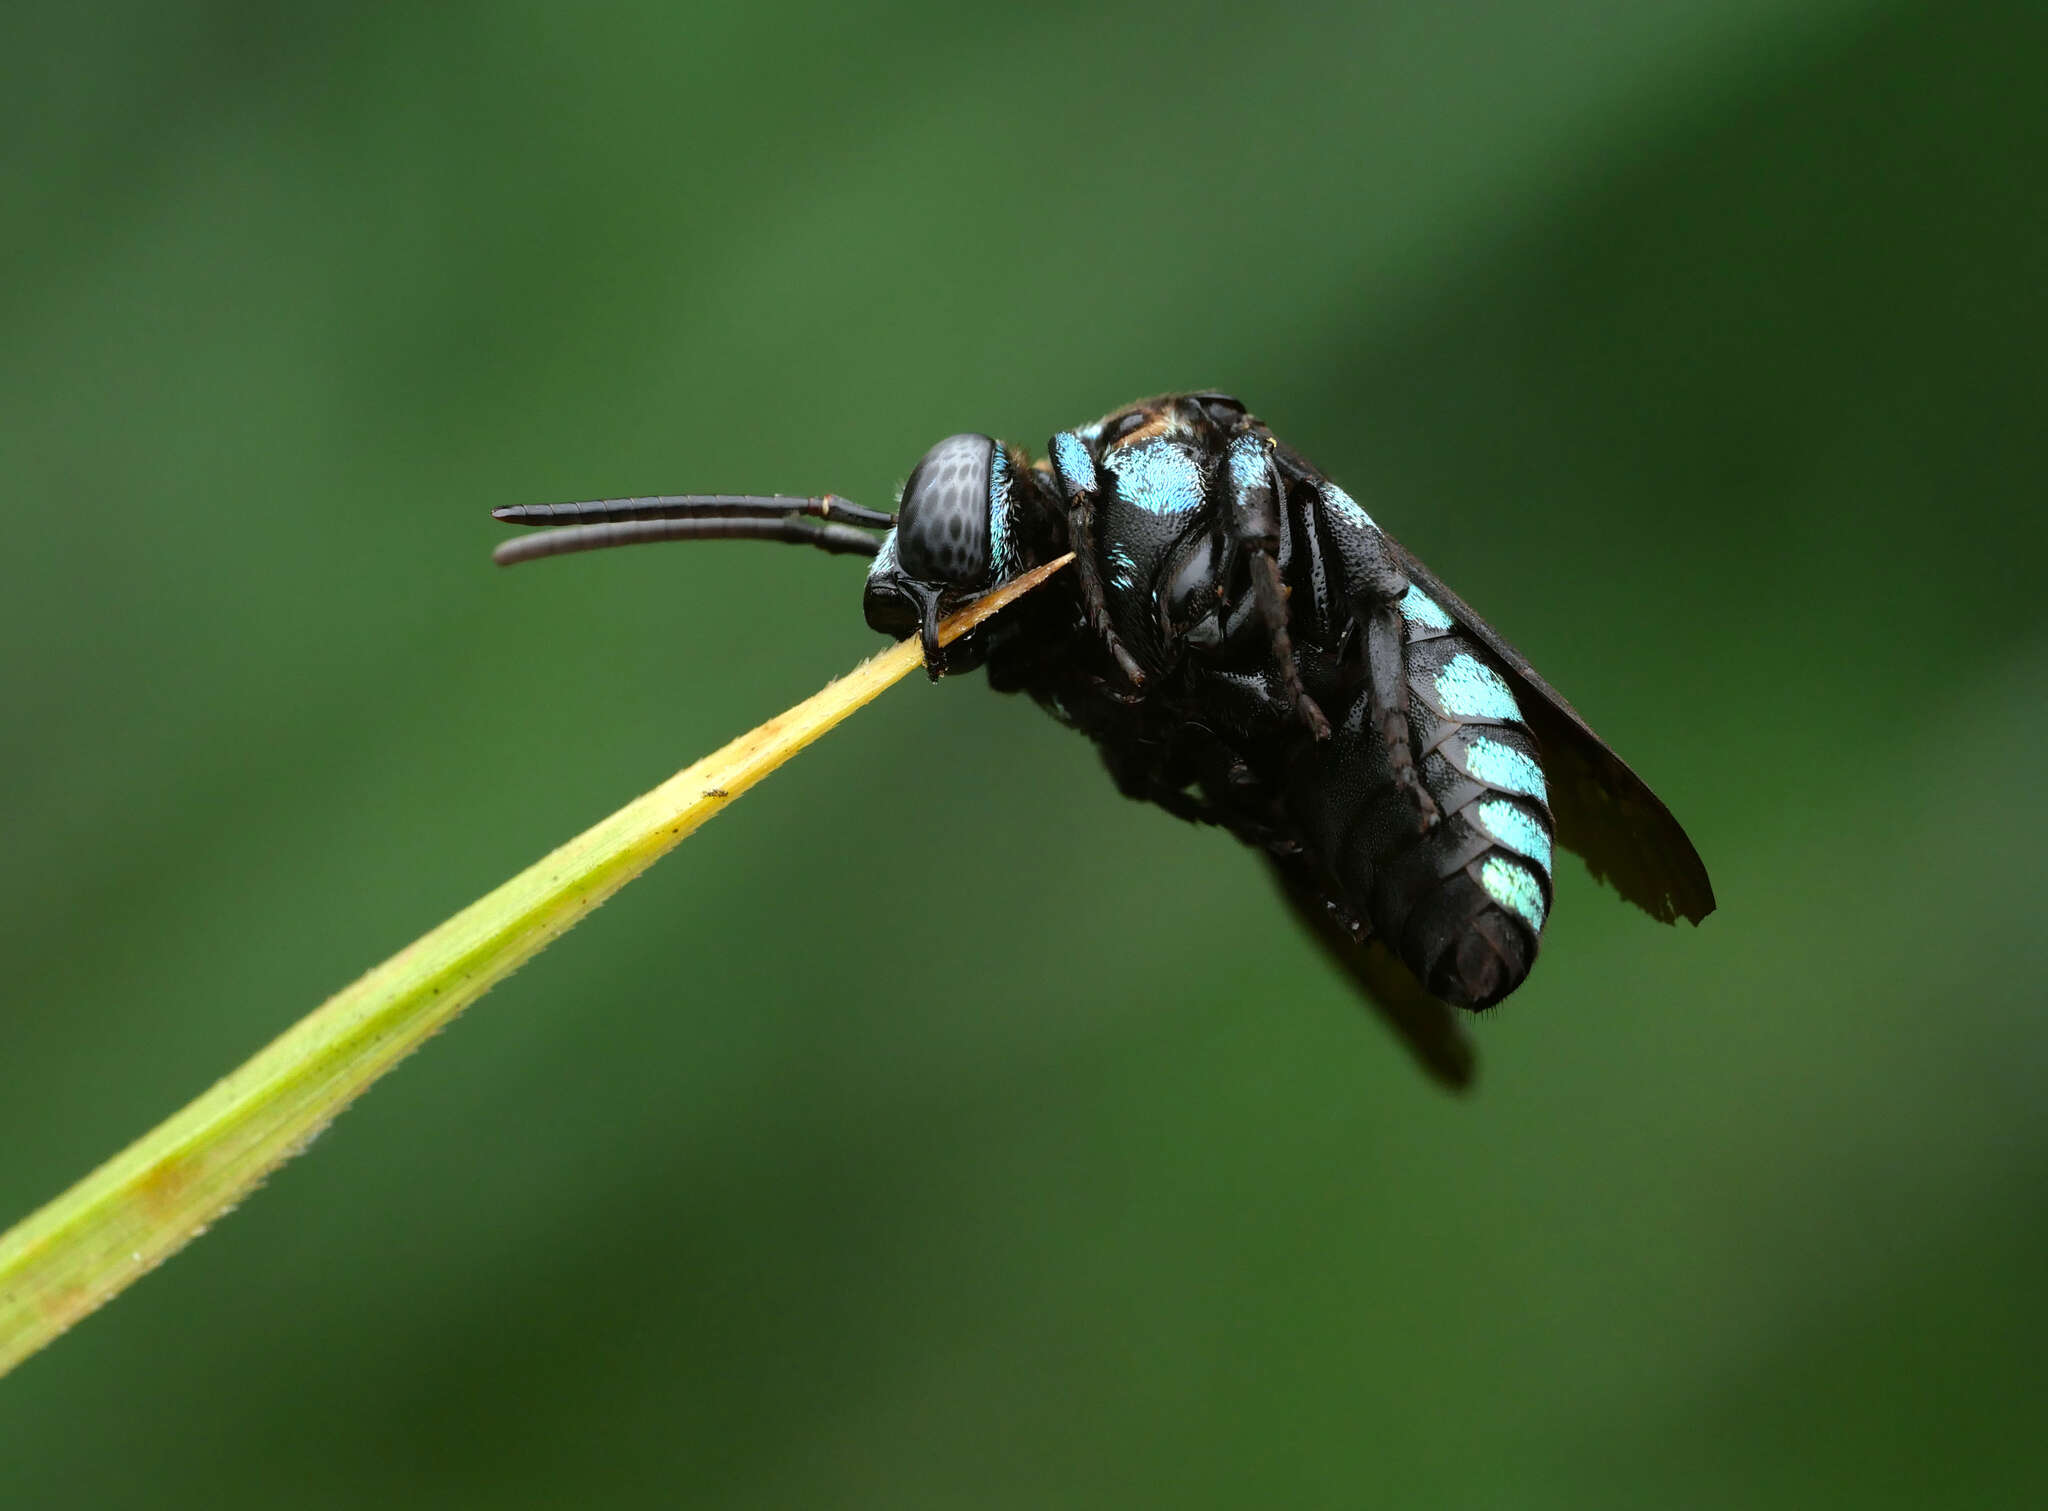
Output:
1103,439,1205,516
1106,545,1139,593
866,528,900,582
1476,799,1552,873
1226,433,1268,496
1435,653,1521,723
1400,585,1453,629
1462,735,1548,802
1320,481,1376,531
987,446,1017,579
1481,855,1547,934
1051,431,1095,498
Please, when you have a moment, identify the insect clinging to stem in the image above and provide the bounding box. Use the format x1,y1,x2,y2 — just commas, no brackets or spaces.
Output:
493,391,1713,1087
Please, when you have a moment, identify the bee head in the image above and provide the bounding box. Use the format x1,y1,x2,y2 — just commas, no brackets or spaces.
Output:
864,431,1035,652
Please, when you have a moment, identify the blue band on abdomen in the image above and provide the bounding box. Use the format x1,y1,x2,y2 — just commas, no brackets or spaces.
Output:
1462,735,1547,802
1435,652,1522,723
1476,798,1552,873
1400,584,1454,629
1480,855,1548,934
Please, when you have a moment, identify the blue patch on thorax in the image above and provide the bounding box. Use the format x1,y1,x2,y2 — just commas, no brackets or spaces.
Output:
1051,431,1095,499
1103,438,1206,516
1106,544,1139,593
1225,433,1268,497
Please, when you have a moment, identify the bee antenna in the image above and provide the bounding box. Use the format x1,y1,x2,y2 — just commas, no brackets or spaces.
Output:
492,493,894,529
490,493,894,566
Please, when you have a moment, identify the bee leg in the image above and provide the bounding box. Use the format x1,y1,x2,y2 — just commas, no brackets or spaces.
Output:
1079,672,1146,708
1221,431,1329,739
1364,602,1438,830
1049,429,1146,688
1297,462,1439,831
1250,552,1327,737
1071,491,1146,686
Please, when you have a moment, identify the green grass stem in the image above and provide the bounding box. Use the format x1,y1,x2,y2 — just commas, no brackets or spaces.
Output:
0,556,1070,1378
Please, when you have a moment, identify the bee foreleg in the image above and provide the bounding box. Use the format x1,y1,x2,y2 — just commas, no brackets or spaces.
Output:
1301,467,1439,831
1364,601,1439,831
1222,431,1329,739
1049,429,1146,689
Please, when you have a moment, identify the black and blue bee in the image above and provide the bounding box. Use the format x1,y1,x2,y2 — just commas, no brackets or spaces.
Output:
494,392,1713,1085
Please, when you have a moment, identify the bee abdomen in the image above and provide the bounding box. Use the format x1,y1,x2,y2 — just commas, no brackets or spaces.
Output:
1284,611,1555,1010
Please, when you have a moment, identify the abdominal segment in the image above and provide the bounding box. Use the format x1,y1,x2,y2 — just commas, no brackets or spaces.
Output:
1281,624,1555,1010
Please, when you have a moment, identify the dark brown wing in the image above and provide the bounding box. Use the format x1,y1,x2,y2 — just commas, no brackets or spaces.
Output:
1385,536,1716,927
1267,854,1476,1091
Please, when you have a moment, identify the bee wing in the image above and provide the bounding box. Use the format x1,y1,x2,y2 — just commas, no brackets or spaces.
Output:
1383,536,1716,927
1267,855,1477,1091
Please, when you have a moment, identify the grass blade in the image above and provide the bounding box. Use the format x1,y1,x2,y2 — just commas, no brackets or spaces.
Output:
0,555,1071,1379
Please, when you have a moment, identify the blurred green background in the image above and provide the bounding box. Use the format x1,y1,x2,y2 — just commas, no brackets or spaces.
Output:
4,2,2043,1505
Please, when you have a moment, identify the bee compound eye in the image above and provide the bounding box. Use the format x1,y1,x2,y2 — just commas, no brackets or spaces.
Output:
1109,410,1151,441
897,432,995,586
